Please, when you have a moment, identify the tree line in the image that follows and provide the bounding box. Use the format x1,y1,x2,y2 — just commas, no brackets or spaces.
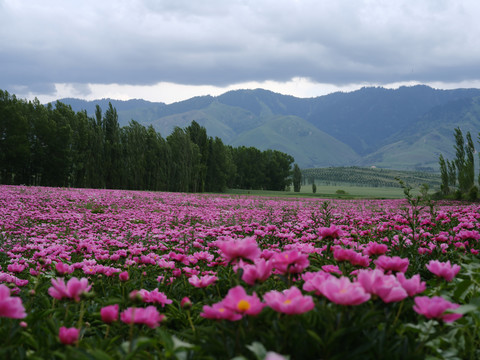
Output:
438,127,478,199
0,90,294,192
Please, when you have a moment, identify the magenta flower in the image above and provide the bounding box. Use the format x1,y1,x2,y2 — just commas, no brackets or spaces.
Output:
238,258,273,285
263,286,315,315
0,284,27,319
120,306,165,328
302,271,331,295
216,236,261,263
396,273,426,296
363,242,389,256
357,269,408,303
374,255,409,273
333,247,370,267
188,274,218,288
48,277,91,302
119,271,129,281
55,262,74,275
100,304,119,323
200,302,242,321
7,263,26,273
145,289,172,307
180,297,192,309
271,250,310,274
413,296,463,322
318,224,343,239
318,276,371,306
58,326,80,345
221,285,265,316
426,260,461,281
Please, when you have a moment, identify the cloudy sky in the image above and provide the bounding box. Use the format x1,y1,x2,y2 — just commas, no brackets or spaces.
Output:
2,0,480,104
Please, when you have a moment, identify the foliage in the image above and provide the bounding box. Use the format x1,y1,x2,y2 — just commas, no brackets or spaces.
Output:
0,91,294,192
302,166,441,189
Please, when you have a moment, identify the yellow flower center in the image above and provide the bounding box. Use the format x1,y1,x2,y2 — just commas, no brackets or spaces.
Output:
283,299,292,304
237,299,251,312
219,308,225,313
339,288,347,294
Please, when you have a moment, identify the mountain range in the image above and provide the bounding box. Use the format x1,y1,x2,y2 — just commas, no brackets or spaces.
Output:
55,85,480,171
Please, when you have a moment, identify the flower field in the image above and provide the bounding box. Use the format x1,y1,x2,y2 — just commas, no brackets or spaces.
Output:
1,185,480,359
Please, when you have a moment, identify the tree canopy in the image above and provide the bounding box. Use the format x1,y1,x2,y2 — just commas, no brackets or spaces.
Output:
0,90,294,192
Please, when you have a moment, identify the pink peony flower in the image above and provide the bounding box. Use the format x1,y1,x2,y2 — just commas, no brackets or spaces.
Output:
426,260,461,282
318,276,371,306
55,262,74,275
413,296,463,322
48,277,91,302
59,326,80,345
271,250,310,274
263,286,315,315
321,264,342,275
238,258,273,285
357,269,408,303
119,271,129,281
318,224,343,239
333,247,370,267
100,304,119,323
374,255,409,273
216,236,261,263
146,289,172,307
0,284,27,319
200,302,242,321
302,271,332,295
396,273,426,296
221,285,265,316
363,242,389,256
188,274,218,288
180,297,192,309
120,306,165,328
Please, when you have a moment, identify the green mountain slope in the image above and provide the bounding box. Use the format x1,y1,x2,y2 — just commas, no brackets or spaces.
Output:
231,115,360,168
54,86,480,170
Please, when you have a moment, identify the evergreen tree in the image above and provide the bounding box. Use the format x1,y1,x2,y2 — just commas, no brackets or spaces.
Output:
438,154,449,195
293,164,302,192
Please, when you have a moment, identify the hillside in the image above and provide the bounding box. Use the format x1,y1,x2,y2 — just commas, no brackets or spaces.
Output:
56,85,480,170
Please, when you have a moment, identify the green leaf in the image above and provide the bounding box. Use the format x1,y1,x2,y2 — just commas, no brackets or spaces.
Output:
172,336,194,350
246,341,267,360
446,304,478,315
453,279,473,300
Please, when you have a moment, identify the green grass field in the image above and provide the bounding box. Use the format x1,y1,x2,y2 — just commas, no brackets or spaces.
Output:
225,183,421,199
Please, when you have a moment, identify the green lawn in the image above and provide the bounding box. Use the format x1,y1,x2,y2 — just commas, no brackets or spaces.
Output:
225,184,423,199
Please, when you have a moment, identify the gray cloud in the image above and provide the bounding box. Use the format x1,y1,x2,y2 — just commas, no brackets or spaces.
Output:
1,0,480,96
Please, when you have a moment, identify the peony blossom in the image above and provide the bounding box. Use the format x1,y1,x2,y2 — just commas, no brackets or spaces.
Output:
357,269,408,303
120,306,165,328
318,276,371,306
58,326,80,345
426,260,461,282
318,224,343,239
188,274,218,288
221,285,265,316
263,286,315,315
0,284,27,319
100,304,119,323
333,247,371,267
413,296,463,322
48,277,91,302
396,273,426,296
119,271,129,281
216,236,261,263
238,258,273,285
200,302,242,321
374,255,409,273
271,250,310,274
55,262,74,275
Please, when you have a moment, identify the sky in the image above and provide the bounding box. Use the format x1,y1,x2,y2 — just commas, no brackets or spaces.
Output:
2,0,480,104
